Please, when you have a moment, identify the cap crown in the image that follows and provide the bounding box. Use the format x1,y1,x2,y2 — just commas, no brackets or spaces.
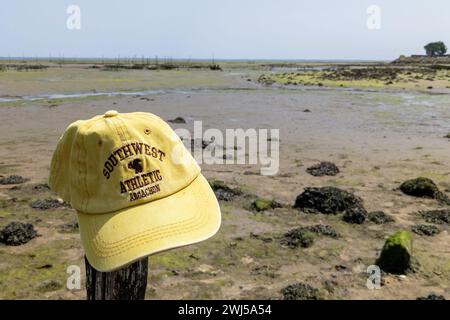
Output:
49,111,199,214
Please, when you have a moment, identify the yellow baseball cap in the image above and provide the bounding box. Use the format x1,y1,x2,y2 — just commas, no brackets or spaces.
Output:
49,110,221,272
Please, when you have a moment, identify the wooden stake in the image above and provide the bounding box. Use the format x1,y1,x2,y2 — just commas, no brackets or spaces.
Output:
85,256,148,300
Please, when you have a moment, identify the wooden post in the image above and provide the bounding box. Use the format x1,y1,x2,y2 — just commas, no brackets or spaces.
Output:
85,256,148,300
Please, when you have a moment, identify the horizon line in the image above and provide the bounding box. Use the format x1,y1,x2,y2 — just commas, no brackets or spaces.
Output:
0,56,392,62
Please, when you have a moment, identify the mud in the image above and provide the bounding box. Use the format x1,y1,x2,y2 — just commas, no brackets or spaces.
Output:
58,220,79,233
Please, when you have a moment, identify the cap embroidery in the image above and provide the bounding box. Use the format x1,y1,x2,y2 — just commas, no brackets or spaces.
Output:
102,142,166,179
127,158,143,174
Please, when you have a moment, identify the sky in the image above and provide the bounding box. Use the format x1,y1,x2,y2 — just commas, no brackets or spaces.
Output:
0,0,449,60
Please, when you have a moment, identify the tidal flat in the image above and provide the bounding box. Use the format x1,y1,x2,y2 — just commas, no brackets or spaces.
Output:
0,60,449,299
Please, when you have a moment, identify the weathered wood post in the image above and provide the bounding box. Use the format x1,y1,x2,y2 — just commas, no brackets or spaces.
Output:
85,256,148,300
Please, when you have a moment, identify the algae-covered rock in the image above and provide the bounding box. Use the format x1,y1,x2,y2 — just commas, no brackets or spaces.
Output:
30,198,71,210
0,222,38,246
0,175,29,185
32,183,51,191
400,177,450,205
444,132,450,139
167,116,186,124
281,282,320,300
307,224,340,238
400,177,439,198
367,211,394,224
250,198,282,212
280,228,315,248
208,180,242,201
342,206,367,224
416,294,446,300
376,230,413,274
306,162,340,177
411,224,440,236
294,187,363,214
419,209,450,225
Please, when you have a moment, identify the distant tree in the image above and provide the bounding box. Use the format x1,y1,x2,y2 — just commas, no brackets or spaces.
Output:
424,41,447,56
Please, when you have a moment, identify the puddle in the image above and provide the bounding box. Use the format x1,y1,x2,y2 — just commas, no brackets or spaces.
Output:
0,89,191,103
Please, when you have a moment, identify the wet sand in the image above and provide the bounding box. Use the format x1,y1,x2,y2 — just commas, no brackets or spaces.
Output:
0,65,449,299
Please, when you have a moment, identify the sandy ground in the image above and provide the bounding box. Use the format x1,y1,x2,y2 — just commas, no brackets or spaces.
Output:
0,65,449,299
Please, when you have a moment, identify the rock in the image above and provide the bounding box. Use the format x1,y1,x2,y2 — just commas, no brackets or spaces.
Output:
167,117,186,124
444,132,450,139
334,264,347,271
0,175,28,185
208,180,242,201
419,209,450,225
303,109,311,113
400,177,439,198
32,183,50,191
37,280,63,292
281,282,320,300
294,187,364,214
367,211,394,224
0,222,38,245
280,227,315,248
250,198,282,212
58,220,79,233
400,177,450,205
399,177,450,204
306,162,340,177
411,224,440,236
376,231,413,274
342,206,367,224
416,294,446,300
182,138,213,150
30,198,71,210
307,224,339,238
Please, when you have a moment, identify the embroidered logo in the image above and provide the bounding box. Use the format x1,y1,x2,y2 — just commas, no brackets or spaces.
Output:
128,158,143,174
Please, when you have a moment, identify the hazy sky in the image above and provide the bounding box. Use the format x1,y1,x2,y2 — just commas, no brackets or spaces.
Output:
0,0,449,60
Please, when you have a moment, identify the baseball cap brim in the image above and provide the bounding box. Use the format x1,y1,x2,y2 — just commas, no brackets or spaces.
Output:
77,174,221,272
